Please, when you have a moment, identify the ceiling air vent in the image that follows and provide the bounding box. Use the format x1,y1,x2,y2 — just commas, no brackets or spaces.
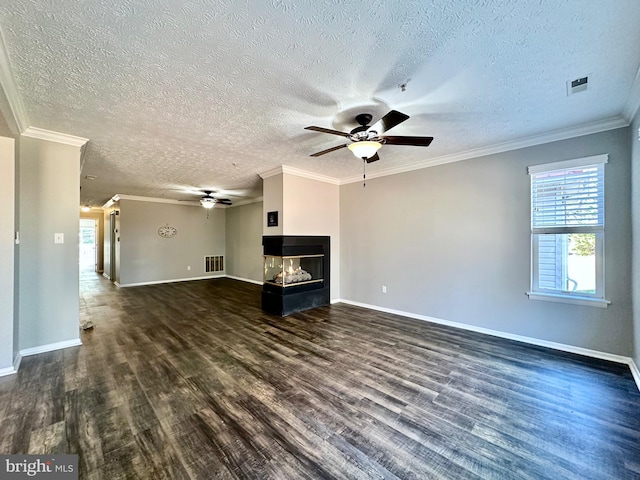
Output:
567,75,589,95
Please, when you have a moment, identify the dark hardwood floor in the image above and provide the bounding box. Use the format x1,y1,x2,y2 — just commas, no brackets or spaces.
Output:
1,270,639,479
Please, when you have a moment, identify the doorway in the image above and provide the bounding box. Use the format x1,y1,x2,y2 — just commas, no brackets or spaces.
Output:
80,218,97,273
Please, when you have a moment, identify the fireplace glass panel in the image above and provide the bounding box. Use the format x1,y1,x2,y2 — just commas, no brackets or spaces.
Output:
263,254,324,287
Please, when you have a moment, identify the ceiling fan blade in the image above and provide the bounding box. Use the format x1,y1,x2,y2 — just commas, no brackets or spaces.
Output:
383,136,434,146
365,153,380,164
304,126,351,137
367,110,409,135
217,199,232,205
309,144,348,157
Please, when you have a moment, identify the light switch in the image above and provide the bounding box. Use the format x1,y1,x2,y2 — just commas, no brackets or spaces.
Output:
54,233,64,244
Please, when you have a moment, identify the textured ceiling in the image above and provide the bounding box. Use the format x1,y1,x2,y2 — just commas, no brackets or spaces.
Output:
0,110,12,139
1,0,640,206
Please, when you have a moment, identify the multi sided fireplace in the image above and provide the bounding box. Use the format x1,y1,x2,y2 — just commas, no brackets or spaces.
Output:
262,236,330,316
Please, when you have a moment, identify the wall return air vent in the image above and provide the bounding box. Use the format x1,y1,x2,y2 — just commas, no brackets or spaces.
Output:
205,255,224,273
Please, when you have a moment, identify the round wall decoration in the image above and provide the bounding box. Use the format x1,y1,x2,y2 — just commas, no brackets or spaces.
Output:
158,225,177,238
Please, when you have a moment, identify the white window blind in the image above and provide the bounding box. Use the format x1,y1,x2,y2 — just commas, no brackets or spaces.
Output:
529,155,606,234
527,154,608,306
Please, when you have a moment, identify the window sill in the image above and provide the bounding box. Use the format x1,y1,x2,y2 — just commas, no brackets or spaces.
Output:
526,292,610,308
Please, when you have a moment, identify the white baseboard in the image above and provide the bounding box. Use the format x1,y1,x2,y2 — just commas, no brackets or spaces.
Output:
13,352,21,372
102,272,111,280
0,364,16,377
225,275,263,285
5,340,81,376
117,274,225,288
20,338,82,357
630,359,640,392
337,299,639,390
0,352,23,377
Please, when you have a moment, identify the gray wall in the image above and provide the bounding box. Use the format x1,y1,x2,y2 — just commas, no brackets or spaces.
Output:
113,204,121,284
117,199,226,286
12,137,19,364
102,205,117,280
0,136,15,371
225,201,263,283
632,111,640,369
340,127,633,356
18,136,82,350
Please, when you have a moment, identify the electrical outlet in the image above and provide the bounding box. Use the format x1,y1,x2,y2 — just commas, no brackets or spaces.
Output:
382,285,387,294
187,266,191,271
54,233,64,244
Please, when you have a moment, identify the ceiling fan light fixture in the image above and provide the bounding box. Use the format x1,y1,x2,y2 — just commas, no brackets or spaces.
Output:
348,141,382,160
200,197,215,209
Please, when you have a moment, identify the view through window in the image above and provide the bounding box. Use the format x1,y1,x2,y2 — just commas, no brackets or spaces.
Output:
528,155,607,302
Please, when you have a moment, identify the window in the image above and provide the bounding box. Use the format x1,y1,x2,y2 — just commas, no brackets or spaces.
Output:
527,154,609,307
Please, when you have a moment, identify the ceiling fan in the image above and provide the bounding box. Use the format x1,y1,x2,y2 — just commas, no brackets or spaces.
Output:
198,191,232,209
305,110,434,163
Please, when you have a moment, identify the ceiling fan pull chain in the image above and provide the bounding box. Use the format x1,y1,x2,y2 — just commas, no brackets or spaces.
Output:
363,159,366,188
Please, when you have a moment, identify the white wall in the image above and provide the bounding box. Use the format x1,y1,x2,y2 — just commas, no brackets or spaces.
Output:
263,174,283,235
340,127,633,356
226,201,263,283
117,199,226,286
18,136,83,351
282,173,340,300
0,136,15,372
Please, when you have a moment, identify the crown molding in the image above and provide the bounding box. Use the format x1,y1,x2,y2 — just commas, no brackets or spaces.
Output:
23,126,89,148
282,165,340,184
230,196,263,207
102,196,117,209
79,142,89,171
623,64,640,122
259,165,340,185
340,116,630,184
105,193,252,208
0,26,28,133
258,166,283,179
110,194,197,205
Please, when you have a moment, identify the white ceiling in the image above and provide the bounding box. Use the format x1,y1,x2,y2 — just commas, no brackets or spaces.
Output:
1,0,639,206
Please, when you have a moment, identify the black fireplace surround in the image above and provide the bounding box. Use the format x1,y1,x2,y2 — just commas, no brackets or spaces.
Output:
261,235,330,316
